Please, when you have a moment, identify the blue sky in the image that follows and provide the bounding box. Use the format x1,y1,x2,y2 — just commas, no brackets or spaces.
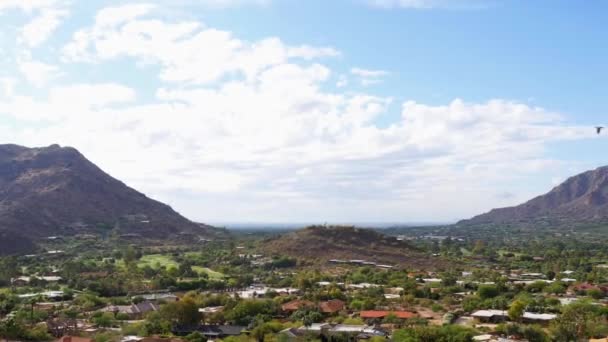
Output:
0,0,606,223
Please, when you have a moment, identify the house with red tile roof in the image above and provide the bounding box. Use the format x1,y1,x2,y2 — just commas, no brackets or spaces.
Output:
359,310,417,320
319,299,345,314
55,336,93,342
281,299,315,312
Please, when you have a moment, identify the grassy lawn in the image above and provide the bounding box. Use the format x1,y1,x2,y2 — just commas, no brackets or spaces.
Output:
460,247,472,257
192,266,225,280
137,254,179,269
117,254,179,270
116,254,224,279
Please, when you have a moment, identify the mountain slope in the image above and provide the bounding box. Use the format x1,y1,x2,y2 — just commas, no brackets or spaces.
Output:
0,144,213,255
460,166,608,226
261,226,451,270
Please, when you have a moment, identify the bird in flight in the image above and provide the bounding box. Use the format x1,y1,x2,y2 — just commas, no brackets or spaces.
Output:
597,126,604,134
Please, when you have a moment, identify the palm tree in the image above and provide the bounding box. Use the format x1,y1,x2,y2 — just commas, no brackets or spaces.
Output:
29,295,42,321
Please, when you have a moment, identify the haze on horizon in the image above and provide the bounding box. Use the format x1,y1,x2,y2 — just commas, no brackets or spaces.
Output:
0,0,606,223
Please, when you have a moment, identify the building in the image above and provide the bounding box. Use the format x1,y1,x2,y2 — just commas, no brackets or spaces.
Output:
136,293,179,303
173,324,246,338
359,310,417,323
11,276,62,286
281,299,315,313
471,310,508,323
471,310,557,324
55,337,93,342
18,290,66,300
100,301,159,319
522,312,557,324
319,299,346,314
199,306,224,314
280,323,387,340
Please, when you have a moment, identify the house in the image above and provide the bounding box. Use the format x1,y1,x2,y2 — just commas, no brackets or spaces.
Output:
472,335,523,342
422,278,442,283
280,323,387,340
136,293,179,303
319,299,345,314
558,297,579,305
100,301,159,319
471,310,508,323
11,276,62,286
199,306,224,314
281,299,315,313
471,310,557,324
199,325,247,338
55,337,93,342
522,312,557,324
571,283,608,294
347,283,380,289
359,310,417,323
173,325,246,338
237,286,299,299
79,271,109,279
47,318,78,338
18,290,66,300
121,336,186,342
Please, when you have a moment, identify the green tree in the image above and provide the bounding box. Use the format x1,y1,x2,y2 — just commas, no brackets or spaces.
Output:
551,302,608,341
185,332,208,342
477,284,500,299
508,300,526,322
161,297,201,326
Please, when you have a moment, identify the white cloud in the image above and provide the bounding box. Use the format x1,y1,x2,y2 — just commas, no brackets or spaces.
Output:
336,75,348,88
0,0,60,13
94,3,157,28
1,3,595,222
0,0,69,47
17,58,60,87
351,67,389,86
0,78,17,98
187,0,271,8
367,0,488,9
63,7,340,85
351,67,389,78
0,83,136,122
20,8,69,47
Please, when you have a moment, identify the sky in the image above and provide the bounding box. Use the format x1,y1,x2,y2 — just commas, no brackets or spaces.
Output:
0,0,607,224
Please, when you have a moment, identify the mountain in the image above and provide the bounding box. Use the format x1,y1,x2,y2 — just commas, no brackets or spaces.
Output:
460,166,608,227
261,225,452,270
0,144,214,255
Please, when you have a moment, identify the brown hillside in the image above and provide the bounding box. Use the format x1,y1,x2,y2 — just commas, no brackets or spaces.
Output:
261,226,451,270
460,166,608,226
0,144,216,255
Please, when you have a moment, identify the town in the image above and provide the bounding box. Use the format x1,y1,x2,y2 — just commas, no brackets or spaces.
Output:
2,226,608,342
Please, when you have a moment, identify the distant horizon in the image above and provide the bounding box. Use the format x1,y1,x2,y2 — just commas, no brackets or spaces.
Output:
211,221,454,229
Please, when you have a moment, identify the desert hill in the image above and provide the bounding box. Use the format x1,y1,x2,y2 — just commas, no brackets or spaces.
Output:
0,144,214,255
261,225,451,270
460,165,608,227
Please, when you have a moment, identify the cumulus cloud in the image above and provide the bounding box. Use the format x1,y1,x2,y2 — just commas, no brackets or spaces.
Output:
182,0,272,8
351,67,389,86
367,0,489,9
20,8,69,47
62,4,339,84
0,2,595,222
17,57,61,87
0,0,69,47
0,0,61,13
